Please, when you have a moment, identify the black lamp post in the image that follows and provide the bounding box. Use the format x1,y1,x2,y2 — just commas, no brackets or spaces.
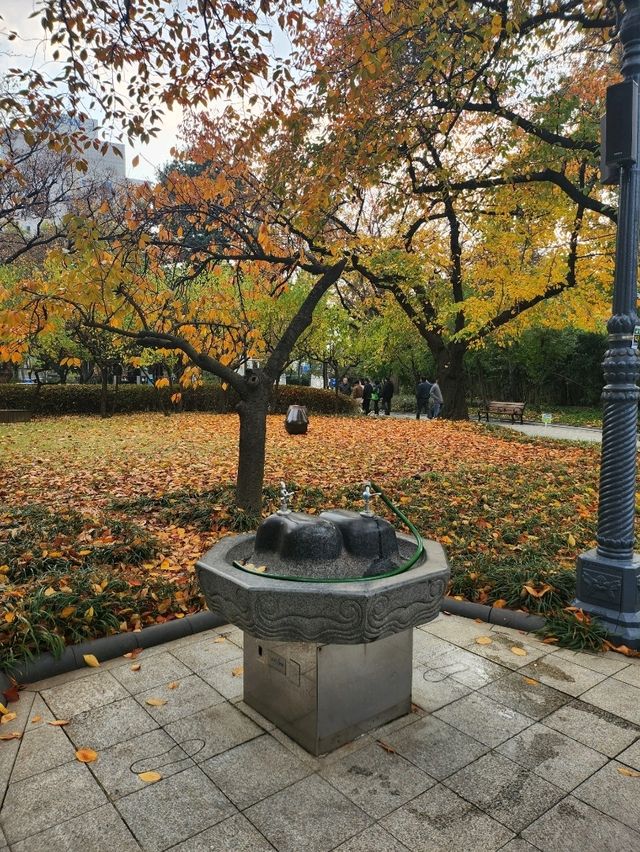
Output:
575,0,640,646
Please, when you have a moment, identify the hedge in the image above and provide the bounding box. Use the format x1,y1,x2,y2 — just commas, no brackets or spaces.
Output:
0,382,359,417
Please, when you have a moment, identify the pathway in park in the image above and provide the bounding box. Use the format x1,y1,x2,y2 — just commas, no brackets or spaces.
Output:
2,614,640,851
390,411,603,442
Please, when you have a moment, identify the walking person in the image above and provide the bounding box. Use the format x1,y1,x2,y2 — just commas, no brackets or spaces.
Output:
362,378,373,415
371,381,381,416
351,379,364,407
415,376,432,420
428,379,443,419
381,377,395,416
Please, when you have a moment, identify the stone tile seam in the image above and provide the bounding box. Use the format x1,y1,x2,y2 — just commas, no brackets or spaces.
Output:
432,706,537,749
570,768,640,837
0,692,38,813
161,814,276,852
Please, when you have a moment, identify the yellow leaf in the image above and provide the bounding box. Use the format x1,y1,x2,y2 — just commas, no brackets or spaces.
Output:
475,636,493,645
31,715,42,724
47,719,69,726
130,664,141,672
0,712,17,724
214,637,226,644
567,533,576,547
78,549,91,556
167,682,179,690
138,771,162,783
83,654,100,668
231,666,244,678
493,599,508,608
43,587,57,597
0,732,21,741
84,606,94,622
511,646,527,656
155,377,170,389
3,612,15,623
60,606,76,618
0,565,9,573
0,703,8,715
75,748,98,763
617,766,640,777
523,677,539,686
145,698,167,707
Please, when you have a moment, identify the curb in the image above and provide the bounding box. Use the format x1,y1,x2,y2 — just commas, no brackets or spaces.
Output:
0,610,226,692
0,601,544,693
442,596,546,632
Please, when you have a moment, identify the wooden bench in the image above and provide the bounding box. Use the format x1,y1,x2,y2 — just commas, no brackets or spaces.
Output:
477,401,526,424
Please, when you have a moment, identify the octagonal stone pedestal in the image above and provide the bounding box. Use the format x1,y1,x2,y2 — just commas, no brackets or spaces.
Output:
197,512,449,754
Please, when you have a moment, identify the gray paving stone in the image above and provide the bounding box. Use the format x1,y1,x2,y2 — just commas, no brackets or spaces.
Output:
171,637,242,673
319,740,435,818
333,824,410,851
444,752,565,833
41,670,128,718
244,774,372,852
116,765,235,851
0,691,34,736
168,813,275,851
64,696,158,750
434,692,533,747
163,702,262,763
10,719,76,782
1,760,107,844
466,630,550,670
9,803,140,851
498,841,540,852
412,629,454,662
496,723,608,791
553,648,630,675
422,615,497,645
518,656,607,697
25,665,98,692
26,694,54,728
88,728,195,799
616,737,640,770
544,699,640,756
574,760,640,833
521,795,640,852
412,665,472,712
381,783,514,852
613,661,640,688
135,675,225,724
199,661,244,701
422,646,507,689
381,715,489,780
581,677,640,724
480,671,570,720
202,733,311,809
0,734,19,800
111,651,191,695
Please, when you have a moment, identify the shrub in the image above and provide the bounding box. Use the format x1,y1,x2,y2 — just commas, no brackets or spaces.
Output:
0,382,358,417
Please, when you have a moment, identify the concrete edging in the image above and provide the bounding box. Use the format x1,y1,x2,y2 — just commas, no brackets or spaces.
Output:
0,610,226,692
0,600,544,692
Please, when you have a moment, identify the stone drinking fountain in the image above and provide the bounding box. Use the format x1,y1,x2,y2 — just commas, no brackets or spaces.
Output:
197,482,449,755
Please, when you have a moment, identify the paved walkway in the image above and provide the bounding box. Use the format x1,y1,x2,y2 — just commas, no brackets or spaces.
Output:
389,411,603,442
2,614,640,851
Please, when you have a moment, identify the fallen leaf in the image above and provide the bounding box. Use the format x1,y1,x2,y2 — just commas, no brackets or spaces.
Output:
511,646,528,656
123,648,143,659
3,684,20,703
523,583,553,598
0,703,8,715
0,712,17,724
0,731,21,741
492,599,508,609
475,636,493,645
214,637,226,643
376,740,398,754
231,666,244,678
145,698,167,707
75,748,98,763
567,533,576,547
83,654,100,668
31,715,42,724
167,682,179,689
43,586,57,597
47,719,70,726
542,637,559,645
138,771,162,783
523,677,539,686
617,766,640,777
130,664,141,672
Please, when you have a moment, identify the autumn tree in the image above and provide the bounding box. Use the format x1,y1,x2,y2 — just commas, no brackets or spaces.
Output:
244,0,618,418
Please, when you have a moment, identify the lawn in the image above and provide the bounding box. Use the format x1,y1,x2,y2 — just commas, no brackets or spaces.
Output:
0,413,611,667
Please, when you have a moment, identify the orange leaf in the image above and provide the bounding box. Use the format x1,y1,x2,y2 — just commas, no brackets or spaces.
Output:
130,664,141,672
138,770,162,783
511,646,527,656
231,666,244,678
83,654,100,668
0,732,21,741
0,712,17,724
376,740,398,754
75,748,98,763
492,599,508,608
145,698,167,707
617,766,640,777
47,719,70,726
475,636,493,645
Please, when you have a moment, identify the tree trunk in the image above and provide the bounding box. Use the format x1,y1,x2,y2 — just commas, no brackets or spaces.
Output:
438,345,468,420
235,385,270,514
100,369,109,418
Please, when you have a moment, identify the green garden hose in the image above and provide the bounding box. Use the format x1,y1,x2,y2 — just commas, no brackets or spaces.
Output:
232,480,424,583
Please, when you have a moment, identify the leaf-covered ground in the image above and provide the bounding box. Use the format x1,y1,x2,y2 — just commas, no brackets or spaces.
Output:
0,413,614,666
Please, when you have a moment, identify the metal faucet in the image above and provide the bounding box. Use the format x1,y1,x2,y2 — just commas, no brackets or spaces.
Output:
278,481,294,514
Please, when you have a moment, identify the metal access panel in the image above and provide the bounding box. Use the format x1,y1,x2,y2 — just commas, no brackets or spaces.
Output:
243,631,413,755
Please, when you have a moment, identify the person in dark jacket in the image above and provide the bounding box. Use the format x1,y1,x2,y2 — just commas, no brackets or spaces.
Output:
428,380,443,419
362,379,373,415
371,381,381,415
415,377,432,420
381,378,395,416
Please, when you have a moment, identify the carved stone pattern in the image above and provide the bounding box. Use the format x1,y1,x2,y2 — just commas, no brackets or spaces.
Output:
602,348,640,386
581,568,622,606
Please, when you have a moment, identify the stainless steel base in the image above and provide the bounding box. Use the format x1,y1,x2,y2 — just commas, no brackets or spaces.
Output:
243,630,413,755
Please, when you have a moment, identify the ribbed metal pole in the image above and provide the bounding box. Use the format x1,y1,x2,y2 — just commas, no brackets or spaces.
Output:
575,0,640,646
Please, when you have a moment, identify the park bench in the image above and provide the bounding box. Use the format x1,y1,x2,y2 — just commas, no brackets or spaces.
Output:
477,400,526,424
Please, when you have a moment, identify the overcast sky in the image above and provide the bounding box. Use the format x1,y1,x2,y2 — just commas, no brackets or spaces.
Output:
1,0,183,180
